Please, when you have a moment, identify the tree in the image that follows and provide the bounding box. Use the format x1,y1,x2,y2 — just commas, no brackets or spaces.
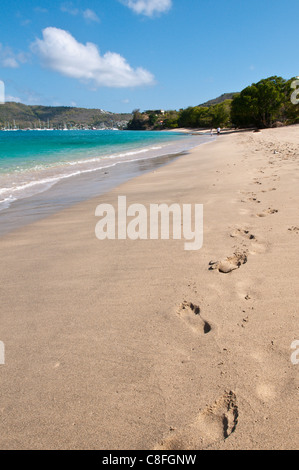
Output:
282,77,299,124
231,76,286,128
177,107,198,128
127,109,150,130
208,101,231,128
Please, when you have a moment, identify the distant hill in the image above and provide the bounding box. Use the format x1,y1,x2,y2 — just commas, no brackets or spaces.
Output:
199,93,237,107
0,102,132,129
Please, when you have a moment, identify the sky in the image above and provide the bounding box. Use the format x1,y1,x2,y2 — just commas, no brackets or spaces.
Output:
0,0,298,113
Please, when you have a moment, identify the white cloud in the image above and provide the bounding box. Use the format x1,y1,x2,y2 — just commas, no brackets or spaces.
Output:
31,27,155,88
21,19,32,26
6,95,22,103
34,7,49,14
61,3,100,22
2,57,19,68
0,44,28,68
83,9,100,23
121,0,172,17
60,2,79,16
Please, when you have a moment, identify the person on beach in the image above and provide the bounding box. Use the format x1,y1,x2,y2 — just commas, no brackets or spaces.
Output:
217,127,221,135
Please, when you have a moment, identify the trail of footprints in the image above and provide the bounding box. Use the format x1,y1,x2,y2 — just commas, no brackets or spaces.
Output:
171,226,257,446
168,152,296,449
243,135,298,162
173,226,251,446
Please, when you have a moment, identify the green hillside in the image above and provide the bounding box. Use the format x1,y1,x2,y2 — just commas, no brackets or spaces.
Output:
0,102,132,130
199,93,237,107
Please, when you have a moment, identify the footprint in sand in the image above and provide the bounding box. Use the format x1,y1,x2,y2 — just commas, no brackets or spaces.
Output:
261,188,277,193
156,391,239,450
177,301,211,335
288,226,299,233
230,228,256,241
248,197,261,204
209,252,248,274
256,208,278,218
230,229,266,254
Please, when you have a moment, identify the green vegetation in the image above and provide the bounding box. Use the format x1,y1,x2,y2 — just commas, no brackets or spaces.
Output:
1,76,298,132
127,101,232,131
126,76,299,131
198,93,236,107
231,76,298,128
178,100,232,129
0,102,132,130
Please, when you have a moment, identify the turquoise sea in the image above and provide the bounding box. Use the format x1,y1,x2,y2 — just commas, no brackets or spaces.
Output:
0,130,211,212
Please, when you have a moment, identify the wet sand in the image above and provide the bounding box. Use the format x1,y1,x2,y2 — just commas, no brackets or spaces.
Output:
0,152,185,237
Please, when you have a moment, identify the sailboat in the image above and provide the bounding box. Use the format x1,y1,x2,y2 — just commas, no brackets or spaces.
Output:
45,119,54,131
12,120,19,131
3,121,19,131
35,119,43,131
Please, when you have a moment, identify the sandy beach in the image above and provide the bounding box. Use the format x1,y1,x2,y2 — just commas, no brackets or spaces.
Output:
0,125,298,450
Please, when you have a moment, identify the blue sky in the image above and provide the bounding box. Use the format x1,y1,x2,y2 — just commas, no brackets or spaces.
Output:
0,0,297,113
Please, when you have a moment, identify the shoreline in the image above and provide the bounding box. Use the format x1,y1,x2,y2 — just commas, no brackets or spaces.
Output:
0,152,183,237
0,125,298,449
0,132,213,236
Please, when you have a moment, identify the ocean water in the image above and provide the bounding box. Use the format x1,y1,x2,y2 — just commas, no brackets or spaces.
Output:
0,130,211,212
